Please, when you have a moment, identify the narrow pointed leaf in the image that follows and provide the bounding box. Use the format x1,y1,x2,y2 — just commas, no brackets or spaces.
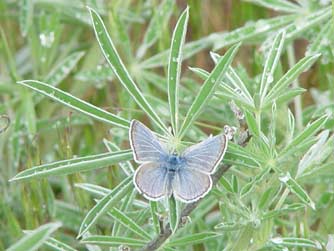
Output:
281,115,328,155
78,176,133,238
81,236,147,247
140,37,212,69
45,237,78,251
109,208,151,240
271,237,322,249
259,31,285,106
136,0,175,58
265,53,321,103
279,172,315,209
178,43,240,138
18,80,130,128
7,222,62,251
45,51,85,86
168,7,189,135
87,7,168,134
245,0,301,13
166,232,220,247
150,201,161,234
168,195,179,233
10,150,132,181
213,15,296,50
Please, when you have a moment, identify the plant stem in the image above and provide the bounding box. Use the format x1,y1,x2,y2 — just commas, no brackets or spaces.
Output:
287,45,303,131
274,187,290,210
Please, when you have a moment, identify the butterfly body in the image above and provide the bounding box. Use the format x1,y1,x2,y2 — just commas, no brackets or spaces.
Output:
130,120,228,203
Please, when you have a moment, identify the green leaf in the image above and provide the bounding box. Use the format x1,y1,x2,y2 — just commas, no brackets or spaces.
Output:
296,130,329,177
178,43,240,138
279,172,315,209
109,208,151,240
45,51,85,86
10,150,132,181
232,175,239,193
150,201,161,235
210,52,254,107
270,237,322,249
168,7,189,136
245,110,260,137
265,53,321,104
19,0,33,37
78,176,133,238
214,222,245,231
136,0,175,58
87,7,168,134
219,176,234,193
7,222,62,251
168,195,179,233
140,37,212,69
262,203,305,220
166,232,220,247
244,0,301,13
285,7,331,43
281,115,328,155
75,183,111,197
259,30,285,107
18,80,130,128
213,15,296,50
81,235,147,247
45,237,78,251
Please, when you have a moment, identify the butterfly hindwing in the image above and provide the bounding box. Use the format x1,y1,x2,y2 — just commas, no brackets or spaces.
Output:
183,134,228,174
172,168,212,203
129,120,167,163
133,162,168,201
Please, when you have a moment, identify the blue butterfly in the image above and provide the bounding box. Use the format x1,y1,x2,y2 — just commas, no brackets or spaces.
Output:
129,120,228,203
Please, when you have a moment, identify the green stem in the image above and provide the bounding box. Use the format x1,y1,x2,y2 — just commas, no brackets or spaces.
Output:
274,187,290,210
287,45,303,131
255,110,261,132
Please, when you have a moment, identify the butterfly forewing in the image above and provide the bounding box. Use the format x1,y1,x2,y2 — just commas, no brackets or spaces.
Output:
173,168,212,203
130,120,167,163
183,134,228,174
134,162,168,201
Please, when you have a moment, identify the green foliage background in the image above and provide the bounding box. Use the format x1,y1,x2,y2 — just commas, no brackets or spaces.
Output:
1,0,334,250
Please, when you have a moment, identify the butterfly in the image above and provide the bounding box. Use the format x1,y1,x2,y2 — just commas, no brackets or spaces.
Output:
129,120,228,203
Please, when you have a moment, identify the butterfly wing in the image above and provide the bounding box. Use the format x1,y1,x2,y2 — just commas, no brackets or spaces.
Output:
183,134,228,174
172,168,212,203
129,120,167,163
133,162,168,201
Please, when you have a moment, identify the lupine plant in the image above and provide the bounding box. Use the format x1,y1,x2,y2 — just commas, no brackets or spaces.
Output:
1,0,334,250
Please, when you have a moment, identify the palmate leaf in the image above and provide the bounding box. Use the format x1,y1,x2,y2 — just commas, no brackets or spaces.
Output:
87,7,169,134
168,7,189,136
18,80,130,128
178,43,240,138
7,222,62,251
9,150,132,181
